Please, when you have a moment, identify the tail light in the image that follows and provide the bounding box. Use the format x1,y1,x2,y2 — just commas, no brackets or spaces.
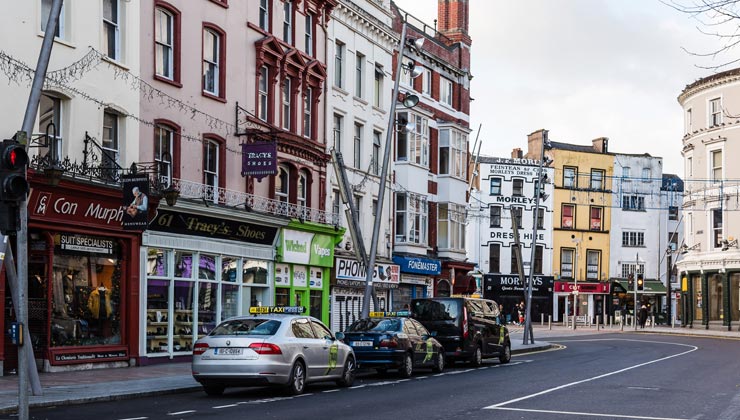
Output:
248,342,283,355
379,337,398,348
462,306,469,340
193,342,209,355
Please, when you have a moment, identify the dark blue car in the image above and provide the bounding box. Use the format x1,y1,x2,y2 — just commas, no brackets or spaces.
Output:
342,311,445,377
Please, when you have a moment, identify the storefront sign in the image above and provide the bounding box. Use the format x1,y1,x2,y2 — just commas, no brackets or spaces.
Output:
241,141,277,179
393,256,441,275
280,230,334,267
334,257,399,284
489,230,545,241
52,349,127,363
275,264,290,286
484,274,553,296
554,281,610,294
56,233,115,255
310,267,323,289
121,174,150,230
488,157,542,168
31,190,125,227
149,209,277,245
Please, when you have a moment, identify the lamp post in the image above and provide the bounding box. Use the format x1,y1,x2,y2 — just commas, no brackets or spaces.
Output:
572,237,581,330
634,252,640,331
361,22,423,318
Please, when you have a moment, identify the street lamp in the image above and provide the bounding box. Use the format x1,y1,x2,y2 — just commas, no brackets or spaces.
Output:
361,22,424,319
571,236,581,330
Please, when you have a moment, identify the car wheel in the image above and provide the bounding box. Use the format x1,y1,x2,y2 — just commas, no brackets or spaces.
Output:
432,351,445,373
286,361,306,395
398,353,413,378
203,384,225,396
499,342,511,364
470,344,483,367
336,357,355,387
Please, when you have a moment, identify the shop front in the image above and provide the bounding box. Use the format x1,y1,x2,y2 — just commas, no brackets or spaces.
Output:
2,177,141,373
140,208,279,364
329,257,399,332
610,278,667,323
483,274,554,324
553,281,610,323
391,255,441,311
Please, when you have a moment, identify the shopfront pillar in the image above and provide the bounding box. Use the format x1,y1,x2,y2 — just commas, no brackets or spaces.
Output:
701,272,709,329
723,272,731,330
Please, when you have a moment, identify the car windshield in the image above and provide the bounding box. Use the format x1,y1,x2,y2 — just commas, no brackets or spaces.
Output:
346,318,401,332
209,319,281,336
412,299,460,322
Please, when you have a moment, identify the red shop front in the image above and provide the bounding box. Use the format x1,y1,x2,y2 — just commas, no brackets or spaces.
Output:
1,175,143,373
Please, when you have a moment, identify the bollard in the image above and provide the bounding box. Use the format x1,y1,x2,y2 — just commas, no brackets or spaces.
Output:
541,313,544,326
651,315,655,329
548,315,552,330
620,316,624,331
564,313,568,328
572,315,576,330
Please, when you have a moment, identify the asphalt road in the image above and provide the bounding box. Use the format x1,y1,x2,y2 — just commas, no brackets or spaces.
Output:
20,332,740,420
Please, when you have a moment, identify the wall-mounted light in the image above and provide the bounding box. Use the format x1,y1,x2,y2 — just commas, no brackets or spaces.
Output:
162,185,180,207
721,238,737,251
680,243,700,254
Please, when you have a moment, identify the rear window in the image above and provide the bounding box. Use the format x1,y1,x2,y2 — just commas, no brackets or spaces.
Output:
412,299,460,323
346,318,401,332
210,319,281,336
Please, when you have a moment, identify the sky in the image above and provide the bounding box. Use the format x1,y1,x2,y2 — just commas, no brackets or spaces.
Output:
392,0,730,175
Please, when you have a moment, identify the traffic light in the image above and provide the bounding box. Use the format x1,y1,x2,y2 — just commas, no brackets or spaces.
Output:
636,274,644,292
627,274,634,291
0,139,29,234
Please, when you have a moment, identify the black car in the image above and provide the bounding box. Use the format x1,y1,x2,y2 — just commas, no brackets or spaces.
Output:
342,312,445,377
411,297,511,366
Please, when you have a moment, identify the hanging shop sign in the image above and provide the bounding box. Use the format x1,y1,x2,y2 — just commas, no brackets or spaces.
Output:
241,142,277,180
484,274,553,297
279,229,334,267
149,209,277,245
121,174,150,230
333,257,400,288
393,255,441,275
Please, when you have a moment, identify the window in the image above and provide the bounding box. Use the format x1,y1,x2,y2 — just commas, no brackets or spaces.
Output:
621,263,644,278
622,166,631,182
276,165,289,203
334,41,344,88
511,206,523,229
297,171,307,208
622,195,645,211
282,1,292,44
441,77,452,106
400,60,412,87
439,128,467,178
373,65,383,107
490,206,501,227
490,177,502,195
259,0,269,31
512,179,524,196
586,250,600,280
423,68,432,95
41,0,65,38
711,150,722,182
155,6,177,81
203,27,224,97
710,97,722,126
589,207,602,231
372,199,377,217
590,169,604,190
534,245,543,275
155,124,174,186
713,208,723,248
563,167,576,188
562,204,574,229
303,88,312,138
304,13,313,56
396,112,429,167
395,193,427,244
103,0,120,60
489,244,500,273
203,139,220,202
38,93,63,161
535,207,544,229
687,157,693,178
282,78,292,130
438,203,465,250
102,110,119,181
355,52,364,98
353,122,362,168
372,131,381,175
622,231,645,247
333,114,343,151
642,168,651,182
332,190,340,219
685,108,692,133
511,245,520,274
669,206,678,221
258,66,269,122
560,249,574,279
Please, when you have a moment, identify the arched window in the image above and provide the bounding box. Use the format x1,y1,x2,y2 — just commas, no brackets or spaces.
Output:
276,165,289,203
297,170,308,208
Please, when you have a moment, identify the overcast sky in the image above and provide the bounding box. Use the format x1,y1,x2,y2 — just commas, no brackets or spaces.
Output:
393,0,729,175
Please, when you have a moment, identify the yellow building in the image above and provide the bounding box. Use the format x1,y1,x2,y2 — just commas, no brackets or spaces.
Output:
526,130,613,323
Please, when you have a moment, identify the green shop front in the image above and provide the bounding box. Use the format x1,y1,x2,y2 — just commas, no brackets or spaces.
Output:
275,224,341,325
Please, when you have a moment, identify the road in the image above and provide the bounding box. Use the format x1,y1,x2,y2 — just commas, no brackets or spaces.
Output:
18,332,740,420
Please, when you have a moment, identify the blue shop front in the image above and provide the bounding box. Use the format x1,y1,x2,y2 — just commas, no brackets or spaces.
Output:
391,255,442,311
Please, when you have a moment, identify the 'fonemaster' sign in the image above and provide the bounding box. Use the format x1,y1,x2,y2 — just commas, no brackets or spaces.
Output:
280,229,334,267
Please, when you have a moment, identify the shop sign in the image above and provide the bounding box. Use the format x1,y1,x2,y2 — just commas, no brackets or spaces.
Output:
310,267,323,289
488,157,542,168
275,264,290,286
56,233,115,255
241,142,277,180
554,281,610,294
489,230,545,241
31,191,125,227
334,257,400,284
121,174,150,230
392,256,441,275
149,209,277,245
280,230,334,267
52,349,127,363
484,274,553,296
400,275,429,285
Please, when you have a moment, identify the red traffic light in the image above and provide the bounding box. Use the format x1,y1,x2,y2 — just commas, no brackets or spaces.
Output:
1,143,28,169
0,140,29,203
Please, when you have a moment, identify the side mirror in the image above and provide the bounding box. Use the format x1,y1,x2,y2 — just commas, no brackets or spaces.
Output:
335,332,345,341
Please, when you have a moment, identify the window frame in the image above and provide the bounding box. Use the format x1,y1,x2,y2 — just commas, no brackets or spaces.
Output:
489,243,500,273
490,177,502,195
102,109,120,181
355,52,364,99
38,92,63,161
560,248,574,279
353,122,362,169
561,204,575,229
333,113,343,152
304,12,314,56
303,87,312,138
440,77,453,106
586,250,600,280
563,166,577,189
710,97,722,127
103,0,121,61
512,178,524,196
490,206,501,228
276,164,290,203
282,0,293,44
373,65,383,108
258,66,269,122
590,169,604,190
589,206,603,231
334,40,345,89
282,77,293,130
710,149,723,182
203,136,222,203
372,130,381,175
41,0,65,39
259,0,270,32
154,2,181,85
154,123,175,187
202,24,226,100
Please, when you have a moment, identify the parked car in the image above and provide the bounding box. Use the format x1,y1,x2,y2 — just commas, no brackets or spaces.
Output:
411,297,511,366
191,307,355,396
342,311,445,377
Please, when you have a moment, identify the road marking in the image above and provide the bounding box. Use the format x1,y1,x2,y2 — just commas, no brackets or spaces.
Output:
628,386,660,391
415,376,429,379
118,417,148,420
350,384,367,389
485,339,697,409
212,404,238,409
322,389,340,393
488,407,690,420
168,410,196,416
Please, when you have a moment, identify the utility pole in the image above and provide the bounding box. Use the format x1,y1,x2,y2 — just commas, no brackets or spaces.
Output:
634,252,639,331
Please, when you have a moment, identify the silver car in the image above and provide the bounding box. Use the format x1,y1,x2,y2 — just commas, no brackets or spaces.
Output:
191,313,355,395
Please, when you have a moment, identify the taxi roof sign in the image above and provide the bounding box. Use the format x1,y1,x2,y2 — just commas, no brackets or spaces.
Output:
249,306,305,315
369,310,410,318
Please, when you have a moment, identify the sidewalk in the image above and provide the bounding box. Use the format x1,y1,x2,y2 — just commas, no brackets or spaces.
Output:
0,324,736,414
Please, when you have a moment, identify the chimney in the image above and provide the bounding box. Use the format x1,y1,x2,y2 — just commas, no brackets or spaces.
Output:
592,137,609,154
438,0,471,45
511,148,523,159
525,129,547,159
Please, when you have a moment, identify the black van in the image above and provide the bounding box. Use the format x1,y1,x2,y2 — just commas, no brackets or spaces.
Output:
410,297,511,366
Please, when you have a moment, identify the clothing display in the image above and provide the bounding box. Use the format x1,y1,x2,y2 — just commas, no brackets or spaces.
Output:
87,287,113,319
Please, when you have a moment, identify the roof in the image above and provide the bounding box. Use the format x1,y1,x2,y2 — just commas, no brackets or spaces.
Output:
682,67,740,93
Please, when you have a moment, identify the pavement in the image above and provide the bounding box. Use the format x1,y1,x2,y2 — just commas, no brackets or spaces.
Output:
0,323,738,414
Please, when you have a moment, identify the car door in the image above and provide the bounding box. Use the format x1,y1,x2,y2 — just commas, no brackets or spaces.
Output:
402,320,423,366
410,319,435,367
310,319,342,378
291,318,324,378
483,301,504,355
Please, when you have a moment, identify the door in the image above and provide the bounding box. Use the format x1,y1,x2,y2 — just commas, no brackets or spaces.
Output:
291,318,324,378
310,319,342,378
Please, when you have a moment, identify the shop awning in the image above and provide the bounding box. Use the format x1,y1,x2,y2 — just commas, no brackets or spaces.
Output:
612,279,667,294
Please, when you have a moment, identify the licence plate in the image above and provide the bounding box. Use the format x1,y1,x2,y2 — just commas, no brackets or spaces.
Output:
215,347,243,355
351,341,373,347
